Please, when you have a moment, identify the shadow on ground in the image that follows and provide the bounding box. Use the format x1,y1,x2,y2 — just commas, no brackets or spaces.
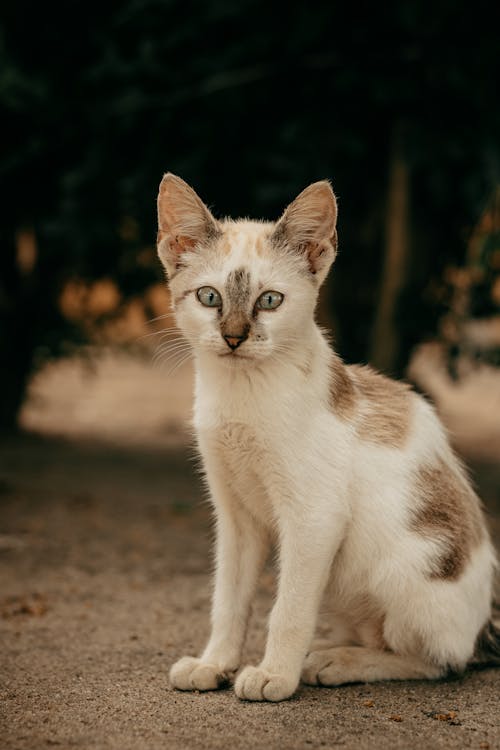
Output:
1,434,499,750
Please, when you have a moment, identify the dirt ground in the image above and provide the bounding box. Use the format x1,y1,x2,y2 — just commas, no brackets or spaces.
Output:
1,434,500,750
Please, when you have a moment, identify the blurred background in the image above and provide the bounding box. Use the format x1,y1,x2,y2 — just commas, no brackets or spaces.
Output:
2,7,500,744
1,0,499,456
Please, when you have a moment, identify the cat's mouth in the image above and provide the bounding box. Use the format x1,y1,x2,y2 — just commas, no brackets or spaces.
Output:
218,351,252,361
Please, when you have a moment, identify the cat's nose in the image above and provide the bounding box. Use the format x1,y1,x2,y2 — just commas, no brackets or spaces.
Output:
224,333,247,350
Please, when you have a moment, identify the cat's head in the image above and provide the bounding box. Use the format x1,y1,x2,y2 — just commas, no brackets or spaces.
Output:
157,174,338,364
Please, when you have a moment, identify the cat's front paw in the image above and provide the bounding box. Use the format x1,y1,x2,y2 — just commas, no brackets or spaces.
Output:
234,665,298,702
169,656,230,692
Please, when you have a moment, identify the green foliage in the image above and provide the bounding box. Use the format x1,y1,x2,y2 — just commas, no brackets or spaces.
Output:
0,0,499,425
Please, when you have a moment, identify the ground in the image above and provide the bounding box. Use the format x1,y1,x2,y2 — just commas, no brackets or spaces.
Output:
1,434,499,750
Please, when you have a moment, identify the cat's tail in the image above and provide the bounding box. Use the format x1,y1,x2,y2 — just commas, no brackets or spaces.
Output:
471,616,500,667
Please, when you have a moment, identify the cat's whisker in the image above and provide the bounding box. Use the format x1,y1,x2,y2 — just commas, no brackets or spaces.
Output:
152,341,191,361
152,334,189,350
136,322,186,348
152,349,192,369
145,313,175,324
164,351,193,377
137,328,181,341
170,349,193,369
152,338,192,359
153,338,189,353
140,323,183,335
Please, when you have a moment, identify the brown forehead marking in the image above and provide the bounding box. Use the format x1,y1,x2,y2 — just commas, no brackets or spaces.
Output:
220,267,252,337
412,459,485,580
349,365,412,448
226,267,251,307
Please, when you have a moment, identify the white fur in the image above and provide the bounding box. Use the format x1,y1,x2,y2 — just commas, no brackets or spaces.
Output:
162,182,497,702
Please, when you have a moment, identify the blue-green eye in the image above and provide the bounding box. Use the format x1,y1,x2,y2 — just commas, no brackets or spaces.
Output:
197,286,222,308
256,290,284,311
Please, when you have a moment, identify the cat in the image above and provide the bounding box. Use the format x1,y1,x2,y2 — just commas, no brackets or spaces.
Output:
156,173,499,702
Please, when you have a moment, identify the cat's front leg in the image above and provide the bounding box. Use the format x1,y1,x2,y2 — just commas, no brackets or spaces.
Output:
170,475,268,692
235,507,347,702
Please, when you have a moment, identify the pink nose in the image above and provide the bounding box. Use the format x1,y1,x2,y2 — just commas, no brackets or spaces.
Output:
224,334,245,350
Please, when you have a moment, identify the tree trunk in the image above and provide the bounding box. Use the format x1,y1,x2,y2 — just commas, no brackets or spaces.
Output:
0,229,38,433
370,132,410,374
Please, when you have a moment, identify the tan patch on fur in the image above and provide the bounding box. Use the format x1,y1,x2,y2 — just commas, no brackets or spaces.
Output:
329,356,357,419
330,361,412,447
349,365,412,448
254,232,269,257
216,221,274,259
412,459,485,580
216,229,235,256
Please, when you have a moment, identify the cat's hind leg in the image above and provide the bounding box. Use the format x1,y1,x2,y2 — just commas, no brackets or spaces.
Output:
301,646,444,686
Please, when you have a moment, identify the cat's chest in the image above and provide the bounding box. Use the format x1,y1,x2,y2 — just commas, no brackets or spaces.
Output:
198,400,293,477
194,375,294,453
205,420,279,525
216,419,271,476
193,368,324,522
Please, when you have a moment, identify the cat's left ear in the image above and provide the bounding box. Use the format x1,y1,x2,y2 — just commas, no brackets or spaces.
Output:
157,173,220,277
272,181,338,284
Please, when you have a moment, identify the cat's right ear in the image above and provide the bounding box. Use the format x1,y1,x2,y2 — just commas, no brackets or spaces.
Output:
157,173,220,277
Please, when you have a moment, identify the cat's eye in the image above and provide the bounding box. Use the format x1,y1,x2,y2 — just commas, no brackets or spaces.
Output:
197,286,222,308
256,290,284,311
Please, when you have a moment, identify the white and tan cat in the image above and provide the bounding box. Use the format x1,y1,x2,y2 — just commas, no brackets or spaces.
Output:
157,173,499,702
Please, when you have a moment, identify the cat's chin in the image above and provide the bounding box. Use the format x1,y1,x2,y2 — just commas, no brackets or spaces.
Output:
198,346,271,366
214,348,274,367
217,351,254,363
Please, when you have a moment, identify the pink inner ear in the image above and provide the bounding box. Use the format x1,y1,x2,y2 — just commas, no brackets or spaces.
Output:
170,235,196,269
306,242,327,274
174,235,196,251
